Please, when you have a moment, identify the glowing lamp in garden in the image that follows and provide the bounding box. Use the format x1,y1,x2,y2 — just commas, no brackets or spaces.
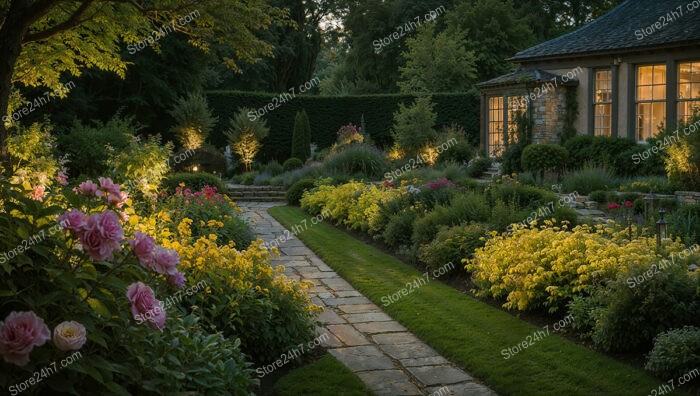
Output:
644,192,658,220
192,165,199,172
656,209,668,248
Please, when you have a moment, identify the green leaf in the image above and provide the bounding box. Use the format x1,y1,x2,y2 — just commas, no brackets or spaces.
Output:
87,298,111,318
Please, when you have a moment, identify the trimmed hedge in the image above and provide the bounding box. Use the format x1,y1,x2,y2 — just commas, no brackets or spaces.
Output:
206,90,480,162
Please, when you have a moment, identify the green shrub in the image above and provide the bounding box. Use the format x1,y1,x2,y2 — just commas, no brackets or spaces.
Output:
383,211,418,248
226,107,270,171
466,157,492,178
412,192,490,247
614,143,666,177
665,114,700,190
322,144,388,179
286,179,316,206
491,184,556,209
670,204,700,246
565,136,636,171
562,166,617,195
436,123,474,164
264,160,285,176
618,176,676,195
419,223,487,272
571,264,699,352
489,199,526,233
283,157,304,171
58,115,134,177
645,326,700,379
169,92,218,150
521,144,569,177
292,109,312,161
588,190,610,204
500,143,526,175
391,96,437,156
108,135,173,199
164,172,226,193
241,172,257,185
563,135,594,166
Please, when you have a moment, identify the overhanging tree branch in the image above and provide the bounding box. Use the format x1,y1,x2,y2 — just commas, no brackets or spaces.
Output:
22,0,97,44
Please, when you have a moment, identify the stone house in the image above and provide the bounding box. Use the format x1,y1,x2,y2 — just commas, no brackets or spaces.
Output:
477,0,700,156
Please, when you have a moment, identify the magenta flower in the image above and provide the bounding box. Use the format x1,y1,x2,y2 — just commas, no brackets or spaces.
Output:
80,211,124,261
98,177,121,195
624,200,634,208
608,203,621,210
0,311,51,366
152,247,180,275
77,180,98,196
58,209,88,233
167,272,187,289
127,282,166,330
129,232,156,270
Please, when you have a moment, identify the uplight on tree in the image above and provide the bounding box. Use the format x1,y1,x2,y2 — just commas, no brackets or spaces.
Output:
225,108,270,172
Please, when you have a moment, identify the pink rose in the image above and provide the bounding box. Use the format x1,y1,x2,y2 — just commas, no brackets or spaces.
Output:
107,190,128,208
152,247,180,275
167,272,186,289
0,311,51,366
129,232,156,270
80,211,124,261
58,209,87,234
98,177,121,196
77,180,98,196
126,282,166,330
52,321,86,351
56,171,69,186
29,185,45,201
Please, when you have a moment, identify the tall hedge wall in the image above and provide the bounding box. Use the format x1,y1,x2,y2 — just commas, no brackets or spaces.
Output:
206,90,480,162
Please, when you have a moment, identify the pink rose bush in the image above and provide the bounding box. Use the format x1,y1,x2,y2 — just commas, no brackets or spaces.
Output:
129,232,186,289
73,177,128,208
127,282,166,330
60,210,124,261
0,312,51,366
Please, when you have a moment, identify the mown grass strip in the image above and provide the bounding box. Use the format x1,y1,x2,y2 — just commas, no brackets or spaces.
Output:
274,354,374,396
269,206,680,396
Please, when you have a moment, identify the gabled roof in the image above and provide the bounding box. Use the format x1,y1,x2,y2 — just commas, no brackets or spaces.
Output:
512,0,700,62
476,68,578,89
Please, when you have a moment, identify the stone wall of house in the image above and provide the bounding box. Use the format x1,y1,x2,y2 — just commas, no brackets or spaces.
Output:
531,87,568,144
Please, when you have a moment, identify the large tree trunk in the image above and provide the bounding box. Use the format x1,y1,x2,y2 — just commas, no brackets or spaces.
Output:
0,0,58,162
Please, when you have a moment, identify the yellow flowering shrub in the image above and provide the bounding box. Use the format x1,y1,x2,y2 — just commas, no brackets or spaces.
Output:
300,181,366,224
465,220,687,312
160,221,321,363
347,185,403,234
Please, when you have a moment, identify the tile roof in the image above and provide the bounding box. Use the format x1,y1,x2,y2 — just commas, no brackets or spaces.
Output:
512,0,700,61
476,68,578,89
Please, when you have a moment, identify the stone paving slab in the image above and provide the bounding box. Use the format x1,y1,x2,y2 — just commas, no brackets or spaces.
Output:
239,202,497,396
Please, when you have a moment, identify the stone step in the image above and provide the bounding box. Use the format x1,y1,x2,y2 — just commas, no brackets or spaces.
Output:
230,191,286,197
227,184,285,192
230,196,287,202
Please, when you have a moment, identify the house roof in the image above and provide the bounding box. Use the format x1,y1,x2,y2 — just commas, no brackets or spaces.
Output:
476,68,578,89
512,0,700,62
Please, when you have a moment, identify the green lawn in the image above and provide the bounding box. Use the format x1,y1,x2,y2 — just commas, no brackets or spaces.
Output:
274,354,374,396
270,206,683,396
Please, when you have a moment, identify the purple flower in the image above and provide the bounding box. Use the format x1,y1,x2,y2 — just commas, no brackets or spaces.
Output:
152,247,180,275
58,209,87,233
0,311,51,366
126,282,166,330
80,211,124,261
77,180,98,196
167,272,186,289
129,232,156,270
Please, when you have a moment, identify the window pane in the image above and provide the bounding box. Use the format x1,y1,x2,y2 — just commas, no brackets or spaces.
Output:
653,85,666,100
638,86,652,100
652,102,666,134
679,63,693,82
488,96,504,156
637,103,651,141
679,83,692,99
638,66,653,85
653,66,666,84
693,82,700,99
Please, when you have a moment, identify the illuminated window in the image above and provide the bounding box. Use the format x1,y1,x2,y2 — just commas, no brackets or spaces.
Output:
593,69,612,136
636,65,666,141
488,96,504,156
678,61,700,122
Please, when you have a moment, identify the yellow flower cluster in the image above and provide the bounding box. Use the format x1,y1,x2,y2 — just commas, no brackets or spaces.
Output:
301,181,401,234
465,220,688,312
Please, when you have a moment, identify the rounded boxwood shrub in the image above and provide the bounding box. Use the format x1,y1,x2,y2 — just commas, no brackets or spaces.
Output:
437,140,475,164
521,144,569,177
418,223,487,272
286,179,316,206
283,157,304,171
164,172,226,192
383,211,417,248
645,326,700,379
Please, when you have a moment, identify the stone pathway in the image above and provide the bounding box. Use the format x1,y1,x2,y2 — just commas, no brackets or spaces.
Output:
239,202,496,396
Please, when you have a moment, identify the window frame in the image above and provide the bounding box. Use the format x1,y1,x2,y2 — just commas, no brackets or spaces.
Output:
635,64,667,142
593,68,613,136
677,60,700,123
